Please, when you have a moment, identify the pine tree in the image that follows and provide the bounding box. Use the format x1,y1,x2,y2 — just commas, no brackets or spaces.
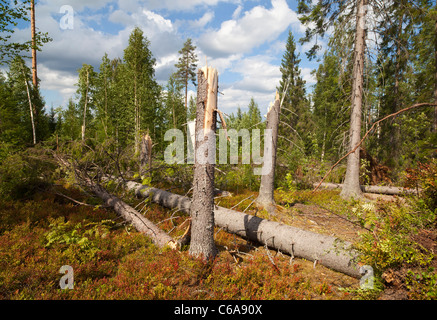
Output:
175,38,198,112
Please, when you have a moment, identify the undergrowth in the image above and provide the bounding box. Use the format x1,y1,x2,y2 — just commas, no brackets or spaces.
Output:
0,185,353,300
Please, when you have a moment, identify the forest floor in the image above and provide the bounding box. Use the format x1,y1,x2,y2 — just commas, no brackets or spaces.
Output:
0,182,436,300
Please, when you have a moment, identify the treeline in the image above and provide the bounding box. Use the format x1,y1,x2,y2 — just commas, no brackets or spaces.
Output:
1,1,437,188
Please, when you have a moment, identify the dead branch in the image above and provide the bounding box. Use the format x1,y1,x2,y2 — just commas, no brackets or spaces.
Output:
313,103,437,192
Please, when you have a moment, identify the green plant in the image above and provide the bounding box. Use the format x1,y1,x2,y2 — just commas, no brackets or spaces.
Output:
354,202,434,271
405,268,437,299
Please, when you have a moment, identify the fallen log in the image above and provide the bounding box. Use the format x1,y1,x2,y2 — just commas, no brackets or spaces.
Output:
55,156,177,249
121,180,362,278
315,182,420,195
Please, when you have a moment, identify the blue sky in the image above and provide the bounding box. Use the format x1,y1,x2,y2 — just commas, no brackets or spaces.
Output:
9,0,322,116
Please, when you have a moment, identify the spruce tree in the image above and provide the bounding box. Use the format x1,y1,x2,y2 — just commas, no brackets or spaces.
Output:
277,30,312,164
123,27,159,152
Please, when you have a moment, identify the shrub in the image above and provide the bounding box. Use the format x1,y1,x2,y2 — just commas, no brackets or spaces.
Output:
0,148,55,200
404,159,437,212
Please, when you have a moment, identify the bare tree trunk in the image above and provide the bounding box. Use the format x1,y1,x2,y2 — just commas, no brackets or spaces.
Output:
140,133,152,176
256,92,280,213
316,182,420,195
81,69,89,141
341,0,367,200
23,69,36,145
122,181,361,278
189,66,218,260
30,0,37,88
54,156,177,249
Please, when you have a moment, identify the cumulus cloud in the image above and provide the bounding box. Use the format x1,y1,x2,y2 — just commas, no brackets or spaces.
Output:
188,11,215,29
231,55,281,93
198,0,299,58
13,1,184,104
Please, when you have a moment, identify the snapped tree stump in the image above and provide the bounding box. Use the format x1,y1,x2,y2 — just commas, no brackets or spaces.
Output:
189,66,219,260
256,92,280,213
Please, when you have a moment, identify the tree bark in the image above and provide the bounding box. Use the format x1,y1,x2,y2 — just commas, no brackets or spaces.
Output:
121,181,361,278
81,68,89,141
30,0,37,88
54,156,177,249
256,92,280,213
341,0,367,200
140,133,152,176
316,182,420,195
22,67,36,145
189,66,218,260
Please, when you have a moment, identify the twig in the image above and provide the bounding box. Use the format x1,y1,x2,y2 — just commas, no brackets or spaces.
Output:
54,191,109,208
243,199,256,213
313,103,437,192
230,194,254,210
264,242,280,273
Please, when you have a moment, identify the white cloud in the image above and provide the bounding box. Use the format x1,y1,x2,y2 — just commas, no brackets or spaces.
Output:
143,10,174,33
188,11,215,29
232,55,281,93
198,0,299,57
232,5,243,19
38,64,77,93
301,67,316,86
116,0,238,12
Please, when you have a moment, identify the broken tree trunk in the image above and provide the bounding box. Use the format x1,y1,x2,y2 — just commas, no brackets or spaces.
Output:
189,66,218,260
315,182,420,196
55,156,177,249
120,180,361,278
256,92,280,214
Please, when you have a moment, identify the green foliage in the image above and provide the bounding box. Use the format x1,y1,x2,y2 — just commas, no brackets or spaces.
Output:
0,147,55,200
354,200,435,271
405,268,437,300
0,0,52,64
404,159,437,212
174,38,198,110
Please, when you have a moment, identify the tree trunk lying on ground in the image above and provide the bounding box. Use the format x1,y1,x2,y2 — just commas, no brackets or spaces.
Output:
121,180,361,278
55,156,178,249
315,182,420,195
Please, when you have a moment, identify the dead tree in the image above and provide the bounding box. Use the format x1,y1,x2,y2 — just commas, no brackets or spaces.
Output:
54,155,177,249
256,92,280,214
122,181,361,278
189,66,218,260
140,133,152,176
315,182,421,196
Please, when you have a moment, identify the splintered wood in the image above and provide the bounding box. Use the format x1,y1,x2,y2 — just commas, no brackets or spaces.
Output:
200,66,218,136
